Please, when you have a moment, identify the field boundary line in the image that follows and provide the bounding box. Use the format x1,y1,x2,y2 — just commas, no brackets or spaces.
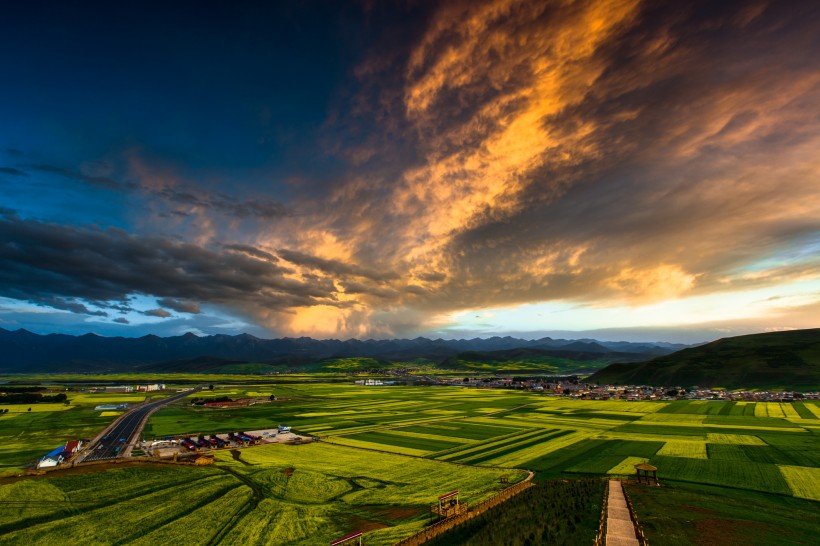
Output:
323,402,540,438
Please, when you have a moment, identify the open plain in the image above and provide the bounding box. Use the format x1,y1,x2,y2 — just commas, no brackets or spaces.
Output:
0,379,818,544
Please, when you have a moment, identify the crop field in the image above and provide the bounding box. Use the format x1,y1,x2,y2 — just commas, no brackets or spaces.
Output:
0,385,199,473
2,377,818,543
0,407,116,473
778,465,820,501
0,443,524,545
140,385,820,502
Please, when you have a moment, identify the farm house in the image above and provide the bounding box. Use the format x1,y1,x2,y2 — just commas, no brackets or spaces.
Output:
37,446,66,469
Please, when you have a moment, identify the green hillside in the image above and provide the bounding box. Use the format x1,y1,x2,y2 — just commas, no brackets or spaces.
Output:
588,329,820,390
441,347,647,375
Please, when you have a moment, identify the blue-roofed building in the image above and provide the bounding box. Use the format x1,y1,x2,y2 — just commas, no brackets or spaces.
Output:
37,445,66,469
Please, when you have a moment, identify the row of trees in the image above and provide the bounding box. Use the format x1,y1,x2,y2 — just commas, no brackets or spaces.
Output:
0,392,68,404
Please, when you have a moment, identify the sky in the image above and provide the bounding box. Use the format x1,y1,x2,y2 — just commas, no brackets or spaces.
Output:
0,0,818,343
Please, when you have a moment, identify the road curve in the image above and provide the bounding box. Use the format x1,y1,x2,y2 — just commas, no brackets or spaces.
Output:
82,388,201,462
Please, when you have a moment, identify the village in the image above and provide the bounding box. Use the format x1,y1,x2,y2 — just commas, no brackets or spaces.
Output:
427,376,820,402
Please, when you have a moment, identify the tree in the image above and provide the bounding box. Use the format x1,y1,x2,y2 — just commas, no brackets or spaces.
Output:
208,384,214,390
27,407,31,412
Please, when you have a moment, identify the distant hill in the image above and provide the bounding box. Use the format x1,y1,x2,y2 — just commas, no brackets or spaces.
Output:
442,347,652,375
588,329,820,390
0,328,683,374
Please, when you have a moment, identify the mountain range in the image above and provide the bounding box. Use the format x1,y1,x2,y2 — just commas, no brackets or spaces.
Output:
0,328,685,373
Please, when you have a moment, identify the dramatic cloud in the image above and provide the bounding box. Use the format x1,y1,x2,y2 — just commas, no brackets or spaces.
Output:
1,0,818,339
0,216,349,331
157,298,202,315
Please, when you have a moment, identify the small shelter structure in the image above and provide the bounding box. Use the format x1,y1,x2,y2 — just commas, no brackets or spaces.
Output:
431,490,467,520
634,462,658,485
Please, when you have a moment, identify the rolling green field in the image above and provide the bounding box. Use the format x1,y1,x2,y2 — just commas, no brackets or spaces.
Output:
0,443,523,545
0,389,173,474
1,379,818,544
143,383,820,501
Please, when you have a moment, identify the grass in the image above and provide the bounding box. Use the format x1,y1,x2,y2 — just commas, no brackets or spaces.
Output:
650,456,792,494
608,456,648,475
0,443,525,545
657,440,708,459
778,465,820,501
626,480,820,545
0,377,817,542
0,408,116,473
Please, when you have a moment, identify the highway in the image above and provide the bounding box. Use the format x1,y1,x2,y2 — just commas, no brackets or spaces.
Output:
82,388,201,462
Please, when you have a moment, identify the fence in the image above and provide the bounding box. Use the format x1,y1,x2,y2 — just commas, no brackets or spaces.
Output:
392,479,534,546
622,482,649,546
593,479,610,546
593,478,649,546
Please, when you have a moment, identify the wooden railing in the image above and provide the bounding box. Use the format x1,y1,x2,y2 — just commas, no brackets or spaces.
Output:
621,482,649,546
593,479,610,546
392,479,534,546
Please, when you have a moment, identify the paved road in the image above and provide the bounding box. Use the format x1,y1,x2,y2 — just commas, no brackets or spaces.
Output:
82,388,201,462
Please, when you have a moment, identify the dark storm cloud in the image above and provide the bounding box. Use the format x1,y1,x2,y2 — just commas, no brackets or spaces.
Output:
19,159,289,221
339,280,400,299
31,296,108,317
113,317,130,324
156,188,289,220
0,167,28,177
0,216,343,320
156,298,201,314
277,248,398,282
223,244,278,262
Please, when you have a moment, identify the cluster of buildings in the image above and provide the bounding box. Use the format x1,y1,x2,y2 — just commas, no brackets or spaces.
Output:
417,376,818,401
536,382,818,401
353,379,396,386
102,384,165,393
36,440,83,469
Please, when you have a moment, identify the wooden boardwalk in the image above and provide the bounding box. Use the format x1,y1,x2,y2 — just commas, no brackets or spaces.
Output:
605,480,639,546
